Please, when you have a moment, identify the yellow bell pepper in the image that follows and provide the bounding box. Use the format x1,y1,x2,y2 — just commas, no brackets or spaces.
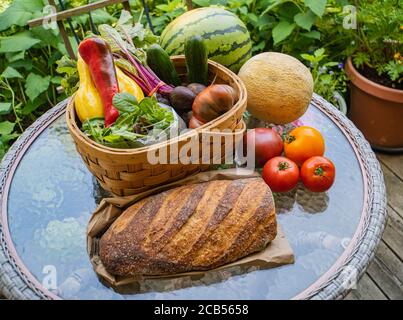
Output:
115,67,144,102
75,59,144,123
75,56,104,123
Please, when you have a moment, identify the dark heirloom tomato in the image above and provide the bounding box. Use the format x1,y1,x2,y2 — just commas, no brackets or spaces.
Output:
301,156,336,192
189,116,205,129
243,128,283,167
192,84,236,123
262,156,299,192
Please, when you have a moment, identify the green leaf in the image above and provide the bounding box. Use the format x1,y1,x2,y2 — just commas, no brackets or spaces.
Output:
301,53,315,63
277,2,300,21
272,21,296,45
353,52,370,69
261,0,288,16
51,76,63,85
25,73,50,101
9,59,33,71
0,0,43,31
304,0,327,17
31,27,61,48
294,10,317,31
91,9,117,24
112,93,138,113
0,103,12,115
0,31,41,53
1,66,23,79
21,95,47,115
301,30,321,39
5,51,25,62
0,121,16,135
324,62,339,67
56,56,77,76
246,13,259,25
1,132,20,144
314,48,326,57
252,41,266,53
384,61,403,81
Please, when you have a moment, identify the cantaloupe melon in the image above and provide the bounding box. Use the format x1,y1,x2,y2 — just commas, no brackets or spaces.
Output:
238,52,313,124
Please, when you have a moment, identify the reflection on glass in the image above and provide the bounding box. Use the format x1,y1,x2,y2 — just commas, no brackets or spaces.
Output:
7,105,364,299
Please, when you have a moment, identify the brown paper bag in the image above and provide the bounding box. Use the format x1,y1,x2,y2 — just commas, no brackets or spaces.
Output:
87,168,294,293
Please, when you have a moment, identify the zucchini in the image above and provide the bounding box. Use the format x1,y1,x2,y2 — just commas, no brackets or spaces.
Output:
185,35,208,85
146,44,181,86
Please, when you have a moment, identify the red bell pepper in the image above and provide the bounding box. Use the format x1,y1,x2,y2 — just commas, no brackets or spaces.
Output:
78,38,119,127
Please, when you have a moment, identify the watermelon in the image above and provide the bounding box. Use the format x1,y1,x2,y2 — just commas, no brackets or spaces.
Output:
160,7,252,73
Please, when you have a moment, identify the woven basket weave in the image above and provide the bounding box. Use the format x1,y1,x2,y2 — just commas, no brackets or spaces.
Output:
66,56,247,196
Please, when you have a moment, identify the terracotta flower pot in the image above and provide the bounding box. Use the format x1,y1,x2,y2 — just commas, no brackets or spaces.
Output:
345,58,403,152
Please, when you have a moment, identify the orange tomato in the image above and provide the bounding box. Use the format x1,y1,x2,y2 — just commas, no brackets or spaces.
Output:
284,126,325,165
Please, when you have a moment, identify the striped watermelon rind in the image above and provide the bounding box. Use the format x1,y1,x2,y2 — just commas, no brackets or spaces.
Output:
160,7,252,73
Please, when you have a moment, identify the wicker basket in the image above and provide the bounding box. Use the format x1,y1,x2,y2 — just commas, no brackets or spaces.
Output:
66,56,247,196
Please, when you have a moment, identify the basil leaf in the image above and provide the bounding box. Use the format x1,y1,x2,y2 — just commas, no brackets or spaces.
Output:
113,92,138,113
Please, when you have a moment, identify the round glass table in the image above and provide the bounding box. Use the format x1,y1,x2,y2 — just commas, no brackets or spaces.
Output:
0,95,386,300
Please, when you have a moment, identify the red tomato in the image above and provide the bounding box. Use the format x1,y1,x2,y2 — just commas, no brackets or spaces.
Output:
243,128,283,167
262,156,300,192
284,126,325,166
301,156,336,192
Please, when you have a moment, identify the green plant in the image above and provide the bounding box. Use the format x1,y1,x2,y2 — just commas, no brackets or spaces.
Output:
0,0,136,160
301,48,347,107
351,0,403,85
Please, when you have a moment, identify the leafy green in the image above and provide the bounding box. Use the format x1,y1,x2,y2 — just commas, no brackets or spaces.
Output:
1,66,23,79
0,102,11,115
294,10,316,31
25,73,51,101
5,51,25,62
56,56,79,95
272,21,296,45
304,0,327,18
384,61,403,82
21,95,48,115
116,10,159,48
350,0,403,83
0,31,41,53
0,120,15,135
112,92,138,113
82,94,174,148
301,48,348,108
0,0,43,31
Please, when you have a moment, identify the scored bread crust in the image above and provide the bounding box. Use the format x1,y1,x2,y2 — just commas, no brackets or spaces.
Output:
99,178,277,276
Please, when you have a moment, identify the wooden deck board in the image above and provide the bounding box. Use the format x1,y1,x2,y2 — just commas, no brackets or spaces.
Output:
380,163,403,217
345,274,388,300
382,206,403,260
367,257,403,300
378,154,403,179
346,154,403,300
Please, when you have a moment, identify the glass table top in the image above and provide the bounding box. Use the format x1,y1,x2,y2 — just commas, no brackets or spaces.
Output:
6,104,364,299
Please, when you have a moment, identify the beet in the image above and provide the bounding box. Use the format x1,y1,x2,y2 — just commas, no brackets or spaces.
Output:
169,86,196,111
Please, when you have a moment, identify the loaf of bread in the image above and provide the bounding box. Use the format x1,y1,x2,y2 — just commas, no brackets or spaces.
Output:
99,178,277,276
